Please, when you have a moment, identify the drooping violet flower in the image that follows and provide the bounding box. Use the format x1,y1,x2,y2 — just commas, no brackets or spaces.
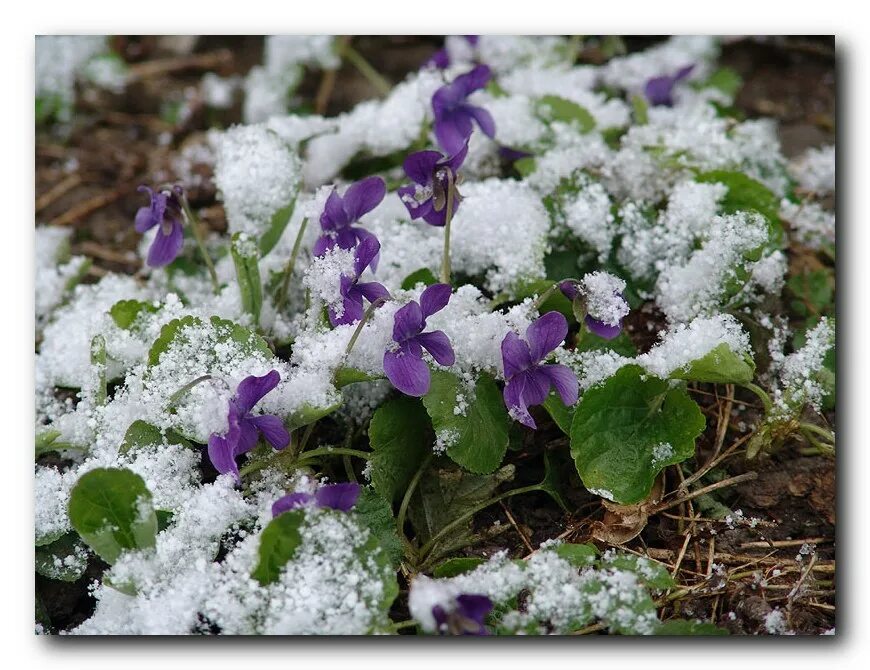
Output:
431,64,496,155
313,176,386,261
134,185,185,267
272,482,361,516
643,64,695,107
498,145,533,163
383,283,455,397
207,370,290,482
559,272,630,340
501,312,578,429
328,236,390,327
425,35,480,70
432,594,493,636
397,142,468,227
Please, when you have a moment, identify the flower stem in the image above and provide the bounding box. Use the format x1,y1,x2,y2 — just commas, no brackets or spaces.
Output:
167,374,213,407
439,169,456,285
741,382,773,412
342,44,392,96
532,282,559,311
296,446,372,463
397,454,433,561
276,217,308,313
417,484,545,563
333,297,388,385
179,196,220,294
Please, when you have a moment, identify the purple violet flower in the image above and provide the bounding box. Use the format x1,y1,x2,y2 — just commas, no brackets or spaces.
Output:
313,176,386,262
134,185,185,267
207,370,290,482
271,482,362,516
643,64,695,107
383,283,455,397
431,64,496,155
397,142,468,227
558,279,629,341
425,35,480,70
328,236,390,327
432,594,493,636
501,312,579,429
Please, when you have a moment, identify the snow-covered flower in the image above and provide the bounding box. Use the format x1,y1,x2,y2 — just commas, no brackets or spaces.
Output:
328,236,390,327
272,482,361,516
432,594,493,636
383,284,455,397
431,64,496,154
560,272,630,340
207,370,290,482
425,35,479,70
134,184,185,267
501,312,578,429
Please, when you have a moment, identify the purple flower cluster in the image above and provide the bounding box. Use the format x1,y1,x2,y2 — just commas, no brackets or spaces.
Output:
384,284,455,397
134,185,186,267
207,371,290,482
500,312,578,429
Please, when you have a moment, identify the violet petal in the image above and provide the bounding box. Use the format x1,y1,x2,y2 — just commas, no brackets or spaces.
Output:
249,414,290,451
146,218,184,268
314,482,362,512
391,301,425,343
526,311,568,363
500,331,533,379
416,330,455,367
419,282,452,319
585,315,623,340
342,176,386,221
235,370,281,414
384,342,430,397
272,492,314,516
540,364,579,407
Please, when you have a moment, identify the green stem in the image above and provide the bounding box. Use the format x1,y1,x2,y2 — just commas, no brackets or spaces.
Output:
296,447,372,463
397,454,433,560
333,298,388,385
167,374,213,407
179,196,220,294
799,422,835,443
532,283,559,311
418,484,545,561
390,620,418,633
741,383,773,412
343,44,392,96
439,169,456,285
276,217,308,312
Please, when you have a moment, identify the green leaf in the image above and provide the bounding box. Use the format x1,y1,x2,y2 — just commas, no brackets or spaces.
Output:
148,315,272,367
285,400,341,432
422,371,510,475
696,170,783,247
542,390,574,435
400,267,438,290
576,329,637,357
554,542,598,568
655,619,729,636
433,557,486,578
35,430,62,458
669,343,755,385
409,464,515,553
630,94,649,125
67,468,158,565
368,397,431,504
536,95,595,133
35,533,88,582
539,449,571,512
251,509,304,586
570,365,706,504
119,420,191,454
90,334,107,406
514,157,537,177
259,197,297,257
602,553,675,590
353,488,403,568
701,67,742,98
109,299,158,330
231,232,263,329
334,367,381,388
